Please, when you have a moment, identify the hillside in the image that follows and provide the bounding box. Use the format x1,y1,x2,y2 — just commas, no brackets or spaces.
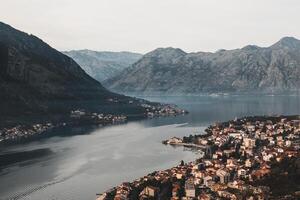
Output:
63,50,142,82
105,37,300,95
0,22,145,123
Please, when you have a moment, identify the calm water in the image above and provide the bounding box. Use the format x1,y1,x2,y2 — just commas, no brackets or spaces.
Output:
0,95,300,200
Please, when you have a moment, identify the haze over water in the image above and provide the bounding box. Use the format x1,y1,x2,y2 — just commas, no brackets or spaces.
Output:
0,95,300,200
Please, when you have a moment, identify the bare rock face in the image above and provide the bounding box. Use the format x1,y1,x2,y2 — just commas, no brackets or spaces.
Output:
0,22,141,117
63,50,142,82
105,37,300,94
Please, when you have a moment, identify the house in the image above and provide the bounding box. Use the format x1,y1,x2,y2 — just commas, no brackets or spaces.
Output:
194,171,205,179
96,193,107,200
229,132,241,139
245,159,253,168
292,120,300,128
197,138,208,145
246,125,256,132
277,148,284,153
259,132,267,140
285,140,292,147
114,193,130,200
204,160,213,167
226,159,238,168
218,191,237,200
237,168,247,178
243,138,256,148
172,183,181,198
215,150,224,157
193,162,205,171
70,110,86,119
216,169,230,184
223,149,235,157
193,177,202,185
185,178,196,198
176,173,183,180
168,137,183,144
140,186,160,198
212,154,219,159
198,193,212,200
203,176,213,187
262,153,273,162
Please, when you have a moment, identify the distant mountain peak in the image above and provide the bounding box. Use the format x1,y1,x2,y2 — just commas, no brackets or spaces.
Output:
63,50,142,82
241,45,261,51
272,36,300,49
279,36,299,42
145,47,186,58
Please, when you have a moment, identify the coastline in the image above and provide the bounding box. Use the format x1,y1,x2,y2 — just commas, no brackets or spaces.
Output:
97,115,300,200
0,103,187,145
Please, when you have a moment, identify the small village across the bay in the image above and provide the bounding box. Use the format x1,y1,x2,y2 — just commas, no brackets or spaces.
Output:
0,100,187,143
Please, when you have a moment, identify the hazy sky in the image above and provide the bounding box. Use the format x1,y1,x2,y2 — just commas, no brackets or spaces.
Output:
1,0,300,53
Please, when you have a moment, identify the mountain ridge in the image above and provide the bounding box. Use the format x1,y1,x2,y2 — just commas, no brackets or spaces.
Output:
105,37,300,95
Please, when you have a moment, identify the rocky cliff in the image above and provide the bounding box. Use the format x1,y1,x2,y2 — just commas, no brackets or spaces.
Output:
105,37,300,94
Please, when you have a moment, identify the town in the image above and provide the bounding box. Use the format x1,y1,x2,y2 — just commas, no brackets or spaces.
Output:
97,116,300,200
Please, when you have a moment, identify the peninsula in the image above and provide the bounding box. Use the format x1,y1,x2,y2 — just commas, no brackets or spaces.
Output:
97,116,300,200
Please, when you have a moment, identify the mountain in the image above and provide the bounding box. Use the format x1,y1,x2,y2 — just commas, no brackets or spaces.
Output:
63,50,142,82
105,37,300,95
0,22,145,120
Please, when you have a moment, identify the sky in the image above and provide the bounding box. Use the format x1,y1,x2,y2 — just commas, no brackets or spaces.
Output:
1,0,300,54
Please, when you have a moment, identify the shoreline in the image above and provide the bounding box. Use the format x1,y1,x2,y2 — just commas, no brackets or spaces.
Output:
0,103,187,146
120,92,300,98
97,115,300,200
